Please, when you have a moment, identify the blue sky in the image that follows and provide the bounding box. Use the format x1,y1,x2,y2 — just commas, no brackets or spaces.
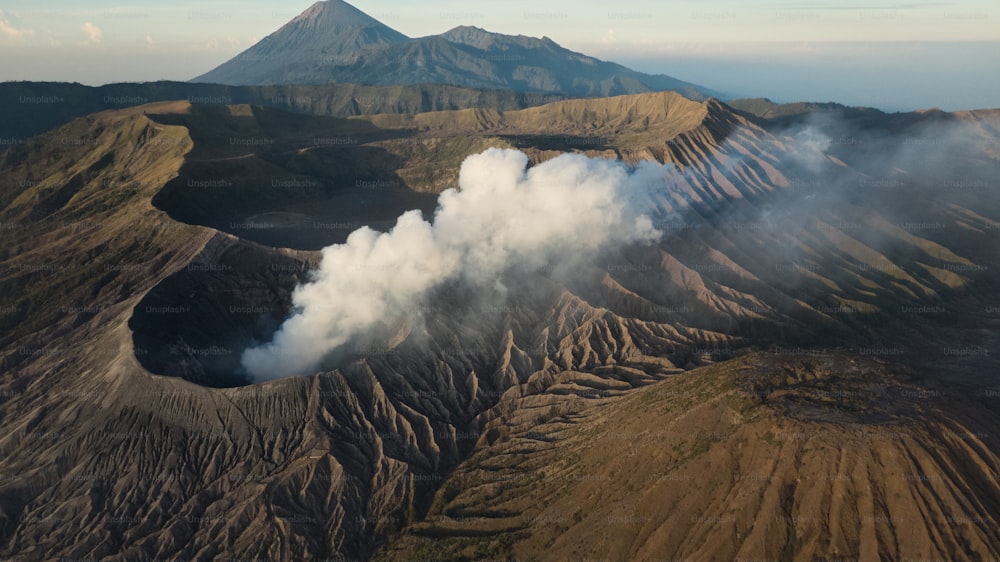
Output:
1,0,998,110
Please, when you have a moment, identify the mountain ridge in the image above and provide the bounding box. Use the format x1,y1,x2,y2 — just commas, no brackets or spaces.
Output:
191,0,716,99
2,94,999,560
378,352,1000,561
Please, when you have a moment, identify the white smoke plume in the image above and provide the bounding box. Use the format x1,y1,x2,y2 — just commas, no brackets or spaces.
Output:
786,126,833,172
241,148,669,380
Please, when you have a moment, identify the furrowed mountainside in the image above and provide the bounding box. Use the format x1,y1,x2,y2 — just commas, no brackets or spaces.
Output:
378,352,1000,561
1,94,999,561
191,0,715,99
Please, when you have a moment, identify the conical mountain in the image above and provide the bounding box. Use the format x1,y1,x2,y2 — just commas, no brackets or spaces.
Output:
192,1,716,99
192,0,409,85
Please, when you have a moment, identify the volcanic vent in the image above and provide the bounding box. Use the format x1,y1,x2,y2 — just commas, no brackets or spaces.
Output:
129,235,316,387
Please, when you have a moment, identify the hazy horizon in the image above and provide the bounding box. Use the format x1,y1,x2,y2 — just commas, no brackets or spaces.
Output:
1,0,998,111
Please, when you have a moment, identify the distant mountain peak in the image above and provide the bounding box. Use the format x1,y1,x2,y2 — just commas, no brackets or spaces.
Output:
439,25,548,50
445,24,487,33
439,25,497,48
290,0,391,30
192,0,409,85
192,0,716,99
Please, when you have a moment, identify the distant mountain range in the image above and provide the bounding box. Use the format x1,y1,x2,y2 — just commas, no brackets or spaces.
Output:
0,81,571,140
192,0,716,99
0,80,921,153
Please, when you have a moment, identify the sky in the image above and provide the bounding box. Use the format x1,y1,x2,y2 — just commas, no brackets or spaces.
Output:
0,0,998,111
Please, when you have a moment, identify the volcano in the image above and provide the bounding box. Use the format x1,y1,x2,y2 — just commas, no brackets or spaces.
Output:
2,90,1000,560
191,0,716,99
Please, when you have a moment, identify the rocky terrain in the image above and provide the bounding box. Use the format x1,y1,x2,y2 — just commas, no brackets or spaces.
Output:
0,92,999,561
378,352,1000,561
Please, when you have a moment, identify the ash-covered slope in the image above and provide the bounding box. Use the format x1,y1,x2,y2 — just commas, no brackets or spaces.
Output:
191,1,714,99
0,99,724,559
0,94,999,561
379,352,1000,561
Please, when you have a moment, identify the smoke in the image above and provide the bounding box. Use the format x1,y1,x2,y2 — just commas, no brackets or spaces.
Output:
241,148,668,380
785,125,833,172
239,112,1000,382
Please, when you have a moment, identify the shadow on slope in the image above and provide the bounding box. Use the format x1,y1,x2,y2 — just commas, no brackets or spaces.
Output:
128,236,315,387
146,104,439,250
